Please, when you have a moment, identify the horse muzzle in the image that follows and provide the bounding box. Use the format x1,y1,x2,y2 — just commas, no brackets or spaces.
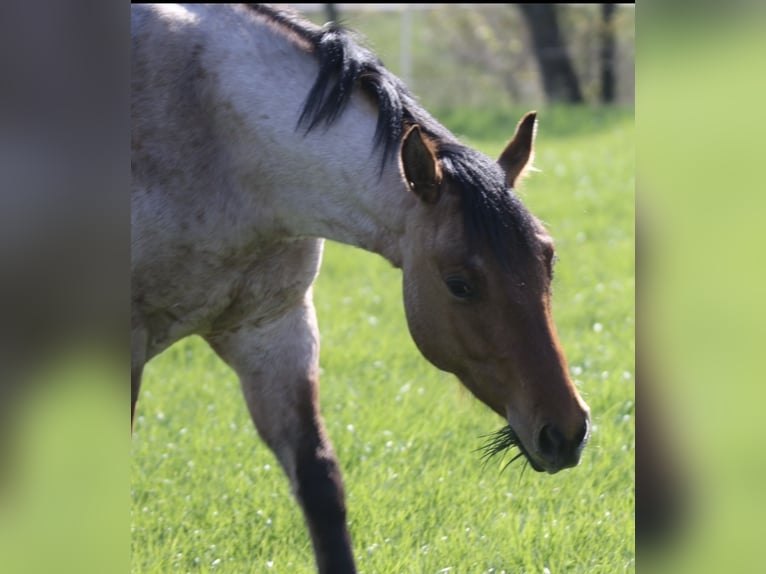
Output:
529,414,591,473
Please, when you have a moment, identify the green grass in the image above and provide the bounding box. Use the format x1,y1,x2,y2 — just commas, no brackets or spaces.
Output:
131,107,634,573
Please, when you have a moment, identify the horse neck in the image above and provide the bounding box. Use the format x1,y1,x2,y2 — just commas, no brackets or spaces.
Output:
268,107,415,268
210,16,416,267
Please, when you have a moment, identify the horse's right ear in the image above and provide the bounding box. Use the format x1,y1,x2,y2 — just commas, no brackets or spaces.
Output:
401,125,442,204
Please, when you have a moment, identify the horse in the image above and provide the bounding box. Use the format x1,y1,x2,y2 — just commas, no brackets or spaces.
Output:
131,4,591,573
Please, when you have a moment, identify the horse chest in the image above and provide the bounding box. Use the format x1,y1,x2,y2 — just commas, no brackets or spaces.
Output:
133,238,323,358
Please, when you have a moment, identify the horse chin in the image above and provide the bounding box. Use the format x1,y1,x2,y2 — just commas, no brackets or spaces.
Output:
525,455,545,473
462,376,558,474
508,427,546,473
503,412,551,473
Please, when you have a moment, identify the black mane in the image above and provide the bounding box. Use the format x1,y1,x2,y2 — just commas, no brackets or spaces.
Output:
247,4,539,268
437,144,538,271
247,3,421,166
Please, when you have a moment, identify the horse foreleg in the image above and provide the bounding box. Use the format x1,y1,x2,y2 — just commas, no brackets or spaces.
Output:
131,324,147,432
206,302,356,574
131,363,143,431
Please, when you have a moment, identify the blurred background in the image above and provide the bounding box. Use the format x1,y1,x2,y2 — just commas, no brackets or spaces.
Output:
292,4,634,111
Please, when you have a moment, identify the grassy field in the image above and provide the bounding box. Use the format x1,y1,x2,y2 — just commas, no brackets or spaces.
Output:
131,107,634,573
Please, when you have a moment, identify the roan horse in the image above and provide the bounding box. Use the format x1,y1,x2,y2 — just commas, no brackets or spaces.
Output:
131,4,590,573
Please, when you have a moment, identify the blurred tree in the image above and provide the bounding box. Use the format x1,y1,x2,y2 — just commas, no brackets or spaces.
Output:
600,4,617,103
518,4,584,103
324,3,338,24
311,4,634,110
427,5,540,107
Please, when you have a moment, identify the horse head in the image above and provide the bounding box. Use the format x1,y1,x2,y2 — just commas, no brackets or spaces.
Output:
398,112,590,473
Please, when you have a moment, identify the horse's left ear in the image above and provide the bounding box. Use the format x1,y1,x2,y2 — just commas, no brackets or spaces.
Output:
401,124,442,204
498,111,537,189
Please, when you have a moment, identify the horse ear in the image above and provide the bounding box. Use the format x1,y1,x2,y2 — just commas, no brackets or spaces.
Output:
401,124,442,204
498,111,537,189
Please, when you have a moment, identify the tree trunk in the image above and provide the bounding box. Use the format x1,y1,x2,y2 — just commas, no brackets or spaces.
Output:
518,4,584,104
324,3,339,24
600,4,617,104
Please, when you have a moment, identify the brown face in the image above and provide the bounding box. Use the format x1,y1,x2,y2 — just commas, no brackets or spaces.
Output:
399,114,590,473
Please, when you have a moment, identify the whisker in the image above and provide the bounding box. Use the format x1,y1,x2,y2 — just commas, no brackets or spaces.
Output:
477,425,529,473
501,451,525,473
520,459,530,481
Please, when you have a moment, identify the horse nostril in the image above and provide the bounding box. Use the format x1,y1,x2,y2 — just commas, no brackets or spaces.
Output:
537,418,589,469
537,424,566,464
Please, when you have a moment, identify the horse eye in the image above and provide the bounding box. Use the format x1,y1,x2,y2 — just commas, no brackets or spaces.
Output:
445,278,473,299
